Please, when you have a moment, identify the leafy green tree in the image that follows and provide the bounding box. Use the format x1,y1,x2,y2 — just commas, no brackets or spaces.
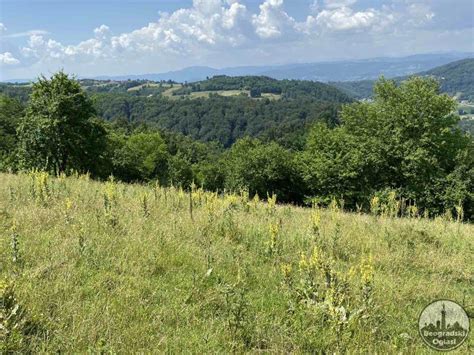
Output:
194,160,225,191
250,88,262,98
297,123,369,205
299,77,473,215
223,137,304,202
112,132,168,182
0,95,24,170
17,72,107,175
167,152,194,188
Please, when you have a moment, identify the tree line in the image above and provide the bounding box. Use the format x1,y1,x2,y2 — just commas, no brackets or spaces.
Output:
1,72,472,219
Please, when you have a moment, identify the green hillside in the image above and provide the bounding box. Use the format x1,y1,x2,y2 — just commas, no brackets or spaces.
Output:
1,172,473,353
1,76,351,149
175,75,351,101
423,58,474,99
2,73,473,217
331,58,474,100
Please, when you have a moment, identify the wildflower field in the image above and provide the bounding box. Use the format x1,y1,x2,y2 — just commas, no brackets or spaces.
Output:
1,172,472,353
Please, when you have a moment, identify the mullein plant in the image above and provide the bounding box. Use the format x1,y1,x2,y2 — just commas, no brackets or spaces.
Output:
141,193,150,218
359,254,374,307
0,278,43,353
153,181,160,202
239,189,250,212
455,203,464,223
224,193,240,211
383,191,400,218
251,193,260,212
28,171,51,205
407,204,419,219
266,222,280,256
370,196,380,216
79,172,90,181
191,185,205,209
350,254,378,343
10,220,20,264
205,192,219,222
77,223,86,255
310,208,322,238
370,190,401,218
1,279,23,352
8,186,16,203
329,198,340,214
280,245,378,350
103,177,119,226
266,193,277,215
64,198,73,225
221,267,251,349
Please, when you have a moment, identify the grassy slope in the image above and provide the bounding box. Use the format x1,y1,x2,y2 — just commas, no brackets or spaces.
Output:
161,84,183,98
1,173,472,353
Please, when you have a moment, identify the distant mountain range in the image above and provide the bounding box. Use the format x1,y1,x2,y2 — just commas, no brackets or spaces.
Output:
332,58,474,100
4,52,473,84
90,52,474,83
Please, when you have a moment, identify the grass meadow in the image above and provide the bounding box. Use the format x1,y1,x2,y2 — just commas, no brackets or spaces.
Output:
1,172,472,353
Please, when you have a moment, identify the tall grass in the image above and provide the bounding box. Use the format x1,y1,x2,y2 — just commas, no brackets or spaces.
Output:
1,172,472,352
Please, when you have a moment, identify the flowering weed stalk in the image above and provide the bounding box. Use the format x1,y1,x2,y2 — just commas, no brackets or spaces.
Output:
10,220,20,264
266,222,280,256
267,193,277,215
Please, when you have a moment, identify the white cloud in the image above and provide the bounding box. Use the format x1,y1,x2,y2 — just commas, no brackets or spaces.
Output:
0,23,6,33
3,29,49,39
3,0,461,79
310,1,320,14
109,0,252,55
406,3,435,26
323,0,357,9
312,6,392,31
0,52,20,65
192,0,222,15
252,0,296,39
14,0,439,63
94,25,111,39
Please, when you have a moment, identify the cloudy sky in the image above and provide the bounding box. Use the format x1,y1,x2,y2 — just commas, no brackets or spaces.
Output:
0,0,473,80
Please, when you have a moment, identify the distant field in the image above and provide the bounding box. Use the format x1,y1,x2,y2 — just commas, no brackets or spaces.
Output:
260,92,281,100
163,88,282,100
127,83,161,92
161,84,184,98
189,89,248,98
1,172,472,353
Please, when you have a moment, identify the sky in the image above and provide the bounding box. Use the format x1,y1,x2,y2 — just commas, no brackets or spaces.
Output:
0,0,473,80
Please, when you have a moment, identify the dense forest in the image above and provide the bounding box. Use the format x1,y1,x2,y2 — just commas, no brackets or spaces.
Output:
94,94,343,148
1,76,351,149
1,72,473,219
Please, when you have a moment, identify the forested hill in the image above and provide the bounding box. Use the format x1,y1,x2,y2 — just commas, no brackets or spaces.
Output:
176,75,351,101
1,73,473,219
331,58,474,100
422,58,474,98
0,76,352,148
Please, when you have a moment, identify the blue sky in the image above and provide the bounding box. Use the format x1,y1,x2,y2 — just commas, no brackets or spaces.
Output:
1,0,473,80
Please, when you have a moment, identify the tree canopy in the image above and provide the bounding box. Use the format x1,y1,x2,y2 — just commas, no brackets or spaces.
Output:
299,77,473,216
1,73,472,219
17,72,108,175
